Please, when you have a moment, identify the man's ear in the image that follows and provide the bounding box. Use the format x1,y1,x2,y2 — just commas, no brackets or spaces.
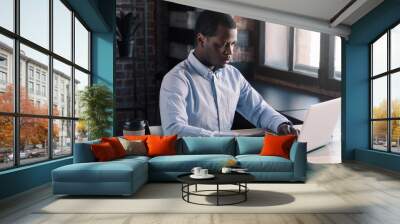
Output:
196,33,206,47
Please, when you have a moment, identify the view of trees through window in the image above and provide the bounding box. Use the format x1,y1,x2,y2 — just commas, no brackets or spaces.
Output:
371,23,400,153
0,0,90,170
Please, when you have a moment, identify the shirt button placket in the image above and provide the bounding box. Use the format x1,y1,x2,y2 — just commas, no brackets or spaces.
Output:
211,73,221,132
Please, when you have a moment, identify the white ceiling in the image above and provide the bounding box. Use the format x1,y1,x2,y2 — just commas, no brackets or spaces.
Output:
224,0,352,22
163,0,384,37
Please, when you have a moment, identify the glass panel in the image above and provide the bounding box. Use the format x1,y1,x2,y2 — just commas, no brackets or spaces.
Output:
391,120,400,153
391,72,400,118
53,0,72,60
294,28,320,76
74,69,89,118
264,22,289,70
20,117,49,165
53,119,72,158
372,121,388,151
0,34,14,112
75,120,88,143
372,33,387,76
334,36,342,79
53,59,72,117
0,116,13,170
75,17,89,70
20,0,49,49
0,0,14,31
372,76,387,119
391,24,400,70
20,44,49,115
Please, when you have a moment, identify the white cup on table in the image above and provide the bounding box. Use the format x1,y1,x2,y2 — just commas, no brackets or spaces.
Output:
199,169,208,176
191,167,202,176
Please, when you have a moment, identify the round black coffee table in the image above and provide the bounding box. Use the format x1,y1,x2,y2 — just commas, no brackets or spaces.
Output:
177,173,255,206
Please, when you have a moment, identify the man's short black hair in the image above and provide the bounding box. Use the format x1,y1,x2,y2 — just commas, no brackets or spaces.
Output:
194,10,236,38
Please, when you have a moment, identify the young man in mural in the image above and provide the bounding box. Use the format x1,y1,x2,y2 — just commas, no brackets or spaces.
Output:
159,10,298,137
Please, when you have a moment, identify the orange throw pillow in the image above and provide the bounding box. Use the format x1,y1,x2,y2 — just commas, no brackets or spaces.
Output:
124,135,148,141
101,137,127,158
259,134,297,159
91,142,118,161
146,135,177,157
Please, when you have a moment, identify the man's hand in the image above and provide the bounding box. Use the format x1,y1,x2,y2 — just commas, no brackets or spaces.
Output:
277,122,299,136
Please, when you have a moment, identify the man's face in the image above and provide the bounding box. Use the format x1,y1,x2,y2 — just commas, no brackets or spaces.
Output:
200,25,237,68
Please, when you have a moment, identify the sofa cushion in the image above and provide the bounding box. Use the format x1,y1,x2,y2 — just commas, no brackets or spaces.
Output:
116,155,150,163
236,137,263,155
180,137,235,155
260,134,297,159
91,142,118,161
236,155,293,172
73,140,100,163
124,135,148,141
147,135,177,157
148,154,235,172
101,137,127,158
53,158,147,183
118,137,147,156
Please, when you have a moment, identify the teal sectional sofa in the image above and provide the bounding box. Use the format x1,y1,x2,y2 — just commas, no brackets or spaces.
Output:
52,137,307,196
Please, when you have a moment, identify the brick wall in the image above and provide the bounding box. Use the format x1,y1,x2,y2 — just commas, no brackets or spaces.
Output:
115,0,164,135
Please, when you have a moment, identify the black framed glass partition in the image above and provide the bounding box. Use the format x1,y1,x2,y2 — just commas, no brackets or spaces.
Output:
370,23,400,154
0,0,91,170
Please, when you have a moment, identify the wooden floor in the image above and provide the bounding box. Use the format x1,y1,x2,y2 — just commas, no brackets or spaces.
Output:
1,162,400,224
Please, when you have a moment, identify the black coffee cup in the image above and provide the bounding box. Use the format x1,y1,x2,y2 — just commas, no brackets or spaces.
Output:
123,119,150,135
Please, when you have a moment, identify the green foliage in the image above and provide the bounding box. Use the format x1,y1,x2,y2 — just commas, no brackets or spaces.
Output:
372,99,400,140
79,84,113,140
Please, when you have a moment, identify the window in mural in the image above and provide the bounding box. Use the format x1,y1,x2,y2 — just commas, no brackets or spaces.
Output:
0,0,91,170
371,24,400,154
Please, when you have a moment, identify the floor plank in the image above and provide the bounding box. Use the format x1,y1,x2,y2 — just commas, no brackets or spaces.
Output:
1,162,400,224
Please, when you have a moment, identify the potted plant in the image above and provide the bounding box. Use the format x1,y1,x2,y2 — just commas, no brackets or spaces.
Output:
79,84,113,140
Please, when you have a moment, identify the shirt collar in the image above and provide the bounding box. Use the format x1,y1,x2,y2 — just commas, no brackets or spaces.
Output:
187,50,224,80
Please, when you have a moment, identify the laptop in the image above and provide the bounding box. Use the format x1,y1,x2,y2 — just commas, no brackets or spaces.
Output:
294,98,341,152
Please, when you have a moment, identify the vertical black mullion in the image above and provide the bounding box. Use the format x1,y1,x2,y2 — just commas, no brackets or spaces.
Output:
88,31,92,85
388,31,391,152
319,33,324,80
49,0,53,160
14,0,20,167
87,30,93,73
71,12,75,154
288,27,294,72
144,0,148,120
319,34,331,86
370,46,373,149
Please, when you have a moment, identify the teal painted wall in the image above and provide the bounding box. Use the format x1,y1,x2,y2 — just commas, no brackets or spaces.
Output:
0,158,72,199
344,0,400,171
0,0,116,200
92,0,116,135
355,149,400,172
92,32,115,136
66,0,110,32
343,44,369,159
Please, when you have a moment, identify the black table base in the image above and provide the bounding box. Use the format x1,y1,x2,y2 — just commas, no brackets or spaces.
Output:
181,183,249,206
